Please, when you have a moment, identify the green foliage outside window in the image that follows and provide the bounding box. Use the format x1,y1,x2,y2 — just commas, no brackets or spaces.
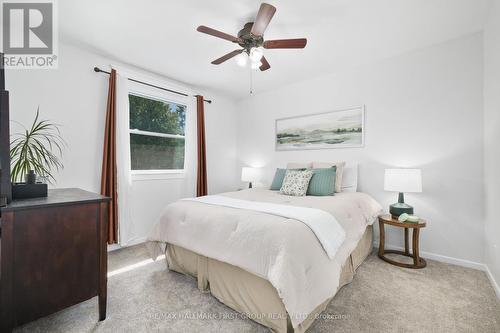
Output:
129,94,186,170
129,94,185,134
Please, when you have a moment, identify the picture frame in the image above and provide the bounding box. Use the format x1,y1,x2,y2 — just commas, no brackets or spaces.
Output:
275,105,365,151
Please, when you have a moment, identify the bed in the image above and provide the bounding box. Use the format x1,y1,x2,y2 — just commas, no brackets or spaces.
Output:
147,167,382,332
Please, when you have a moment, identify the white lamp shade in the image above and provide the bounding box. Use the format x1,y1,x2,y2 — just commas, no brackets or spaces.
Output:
384,169,422,193
241,167,259,182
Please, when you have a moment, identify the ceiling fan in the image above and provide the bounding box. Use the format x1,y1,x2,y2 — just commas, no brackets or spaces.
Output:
197,3,307,71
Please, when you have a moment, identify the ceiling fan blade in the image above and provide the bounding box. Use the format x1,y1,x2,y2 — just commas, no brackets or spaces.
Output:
263,38,307,49
250,3,276,36
197,25,242,43
259,56,270,71
211,49,244,65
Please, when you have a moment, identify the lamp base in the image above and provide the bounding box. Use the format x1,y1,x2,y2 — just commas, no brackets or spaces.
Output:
389,202,414,218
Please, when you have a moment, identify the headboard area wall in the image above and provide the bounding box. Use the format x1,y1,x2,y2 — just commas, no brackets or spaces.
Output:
235,33,485,266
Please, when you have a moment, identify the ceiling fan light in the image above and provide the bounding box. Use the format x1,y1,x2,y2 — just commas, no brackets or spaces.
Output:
235,52,248,67
249,47,264,63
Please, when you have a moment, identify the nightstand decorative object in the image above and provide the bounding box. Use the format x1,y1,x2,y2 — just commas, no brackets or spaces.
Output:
384,168,422,217
378,214,427,269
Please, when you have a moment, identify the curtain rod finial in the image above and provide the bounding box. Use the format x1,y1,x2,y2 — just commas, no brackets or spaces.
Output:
94,67,101,73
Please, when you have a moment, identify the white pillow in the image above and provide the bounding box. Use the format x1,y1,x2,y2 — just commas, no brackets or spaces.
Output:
286,162,312,169
312,161,346,193
280,170,314,196
341,163,358,192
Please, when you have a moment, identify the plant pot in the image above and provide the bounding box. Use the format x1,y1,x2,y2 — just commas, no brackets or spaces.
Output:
25,170,36,184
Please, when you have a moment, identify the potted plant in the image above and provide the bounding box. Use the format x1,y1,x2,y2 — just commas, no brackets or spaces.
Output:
10,108,65,198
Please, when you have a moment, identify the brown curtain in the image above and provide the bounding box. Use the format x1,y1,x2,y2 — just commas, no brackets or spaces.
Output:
196,95,208,197
101,69,118,244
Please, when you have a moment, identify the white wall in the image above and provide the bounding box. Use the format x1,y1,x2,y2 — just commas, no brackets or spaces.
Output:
5,42,239,246
3,28,492,277
484,0,500,294
236,33,485,264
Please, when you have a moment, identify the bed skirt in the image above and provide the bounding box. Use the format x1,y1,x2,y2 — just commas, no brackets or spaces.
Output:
164,225,373,333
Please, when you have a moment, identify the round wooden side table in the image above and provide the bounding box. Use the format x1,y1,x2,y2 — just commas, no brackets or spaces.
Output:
378,214,427,269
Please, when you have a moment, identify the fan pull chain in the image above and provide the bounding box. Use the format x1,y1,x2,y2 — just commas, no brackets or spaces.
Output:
250,66,253,95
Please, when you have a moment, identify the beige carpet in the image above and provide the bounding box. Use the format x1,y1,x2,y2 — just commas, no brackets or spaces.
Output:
15,244,500,333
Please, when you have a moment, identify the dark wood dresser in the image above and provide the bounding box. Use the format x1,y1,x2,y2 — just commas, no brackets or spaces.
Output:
0,188,110,332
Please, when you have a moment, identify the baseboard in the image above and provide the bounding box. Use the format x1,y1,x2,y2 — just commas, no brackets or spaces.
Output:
107,244,121,252
484,265,500,300
122,236,148,247
373,241,484,270
107,236,148,252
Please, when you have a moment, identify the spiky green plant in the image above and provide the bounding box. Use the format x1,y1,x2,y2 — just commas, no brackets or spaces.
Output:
10,108,65,184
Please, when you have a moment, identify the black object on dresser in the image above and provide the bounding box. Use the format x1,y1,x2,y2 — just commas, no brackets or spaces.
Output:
11,182,48,200
0,188,110,332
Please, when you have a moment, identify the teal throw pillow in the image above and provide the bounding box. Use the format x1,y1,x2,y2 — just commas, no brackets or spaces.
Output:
307,167,337,196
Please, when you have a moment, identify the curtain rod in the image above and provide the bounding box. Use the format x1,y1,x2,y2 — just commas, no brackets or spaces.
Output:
93,67,212,104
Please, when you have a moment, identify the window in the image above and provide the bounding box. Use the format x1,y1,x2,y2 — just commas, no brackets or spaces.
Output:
129,94,187,172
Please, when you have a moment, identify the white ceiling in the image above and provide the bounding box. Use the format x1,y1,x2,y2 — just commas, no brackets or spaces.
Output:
60,0,491,98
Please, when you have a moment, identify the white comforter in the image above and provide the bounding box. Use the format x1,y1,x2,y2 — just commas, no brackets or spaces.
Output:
182,195,346,259
147,189,382,328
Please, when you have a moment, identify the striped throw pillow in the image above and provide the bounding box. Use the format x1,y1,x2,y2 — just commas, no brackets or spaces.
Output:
307,167,337,196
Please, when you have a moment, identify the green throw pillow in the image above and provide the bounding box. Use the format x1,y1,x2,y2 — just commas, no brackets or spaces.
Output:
270,168,304,190
307,167,337,196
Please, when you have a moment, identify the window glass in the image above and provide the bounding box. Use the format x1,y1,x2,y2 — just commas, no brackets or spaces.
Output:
129,94,186,171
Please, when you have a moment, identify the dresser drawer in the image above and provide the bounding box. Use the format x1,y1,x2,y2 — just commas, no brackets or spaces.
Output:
13,203,100,324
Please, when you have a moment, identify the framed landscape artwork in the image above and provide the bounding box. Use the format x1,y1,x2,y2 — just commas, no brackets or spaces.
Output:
275,105,365,150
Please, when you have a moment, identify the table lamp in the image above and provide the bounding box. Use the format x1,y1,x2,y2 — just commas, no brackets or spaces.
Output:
241,167,259,188
384,168,422,217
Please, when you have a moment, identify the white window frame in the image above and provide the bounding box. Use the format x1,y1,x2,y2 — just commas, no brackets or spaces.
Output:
128,87,188,180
